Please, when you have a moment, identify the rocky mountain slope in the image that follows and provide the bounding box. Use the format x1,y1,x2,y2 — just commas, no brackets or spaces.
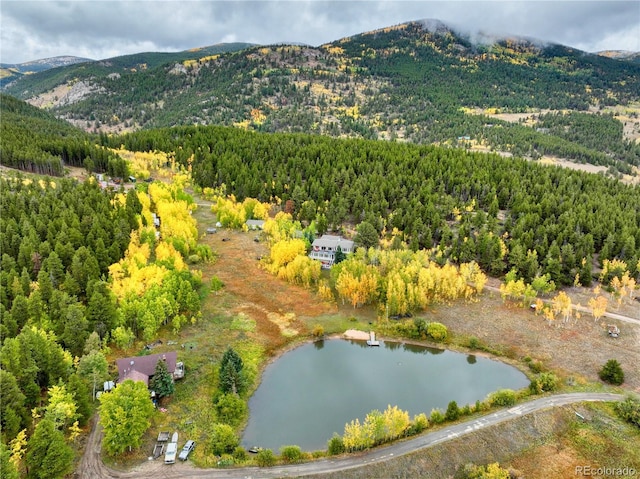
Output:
4,20,640,175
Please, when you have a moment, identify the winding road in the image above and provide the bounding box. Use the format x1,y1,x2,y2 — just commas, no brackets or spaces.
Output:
78,392,623,479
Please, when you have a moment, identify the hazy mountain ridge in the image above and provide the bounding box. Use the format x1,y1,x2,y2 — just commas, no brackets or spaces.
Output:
1,43,255,95
0,55,93,88
596,50,640,64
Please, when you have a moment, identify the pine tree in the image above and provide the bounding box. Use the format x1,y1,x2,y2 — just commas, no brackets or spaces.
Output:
219,347,244,395
25,419,74,479
149,358,174,398
599,359,624,385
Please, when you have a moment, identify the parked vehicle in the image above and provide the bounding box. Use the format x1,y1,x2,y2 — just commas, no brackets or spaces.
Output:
164,442,178,464
178,440,195,461
164,432,178,464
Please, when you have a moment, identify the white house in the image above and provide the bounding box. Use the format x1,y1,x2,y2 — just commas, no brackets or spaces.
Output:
308,235,354,268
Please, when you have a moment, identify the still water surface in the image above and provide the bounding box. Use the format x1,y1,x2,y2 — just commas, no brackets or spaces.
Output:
242,339,529,451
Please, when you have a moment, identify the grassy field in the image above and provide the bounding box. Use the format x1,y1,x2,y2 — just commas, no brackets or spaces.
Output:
303,403,640,479
103,193,640,474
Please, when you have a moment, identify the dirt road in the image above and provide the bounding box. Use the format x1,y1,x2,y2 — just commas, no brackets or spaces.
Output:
78,393,623,479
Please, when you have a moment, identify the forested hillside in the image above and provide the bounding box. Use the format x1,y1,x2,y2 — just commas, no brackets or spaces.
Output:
2,43,253,97
108,125,640,286
0,56,93,88
5,21,639,175
0,168,210,475
0,94,128,176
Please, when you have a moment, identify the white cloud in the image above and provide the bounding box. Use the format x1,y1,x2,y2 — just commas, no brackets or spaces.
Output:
1,0,638,64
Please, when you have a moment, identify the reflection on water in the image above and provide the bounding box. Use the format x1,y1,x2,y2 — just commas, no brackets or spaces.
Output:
243,339,529,452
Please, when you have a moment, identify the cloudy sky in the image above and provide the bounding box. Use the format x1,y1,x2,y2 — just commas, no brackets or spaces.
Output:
1,0,639,64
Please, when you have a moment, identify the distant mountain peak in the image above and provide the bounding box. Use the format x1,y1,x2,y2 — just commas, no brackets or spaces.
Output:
596,50,640,63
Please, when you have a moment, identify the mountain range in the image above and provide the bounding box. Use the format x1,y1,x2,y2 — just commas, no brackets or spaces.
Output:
0,55,93,87
3,20,639,176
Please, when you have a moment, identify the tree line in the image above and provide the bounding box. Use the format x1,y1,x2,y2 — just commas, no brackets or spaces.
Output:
108,125,640,285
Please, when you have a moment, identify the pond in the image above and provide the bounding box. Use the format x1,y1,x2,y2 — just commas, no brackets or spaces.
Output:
242,339,529,452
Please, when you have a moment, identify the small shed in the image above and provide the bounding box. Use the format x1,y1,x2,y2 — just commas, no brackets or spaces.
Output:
246,219,265,230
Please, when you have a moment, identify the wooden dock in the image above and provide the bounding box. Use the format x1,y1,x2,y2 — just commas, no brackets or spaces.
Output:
367,331,380,346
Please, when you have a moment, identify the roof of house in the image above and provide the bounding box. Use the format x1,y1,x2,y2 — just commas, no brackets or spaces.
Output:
116,351,177,385
312,235,354,249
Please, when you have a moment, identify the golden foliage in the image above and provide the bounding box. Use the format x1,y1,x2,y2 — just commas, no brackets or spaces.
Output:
317,280,335,302
551,291,573,324
267,239,308,271
588,295,608,321
263,212,302,243
276,255,321,287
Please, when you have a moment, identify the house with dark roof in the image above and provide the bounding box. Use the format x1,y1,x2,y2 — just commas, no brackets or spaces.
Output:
116,351,183,387
308,234,354,268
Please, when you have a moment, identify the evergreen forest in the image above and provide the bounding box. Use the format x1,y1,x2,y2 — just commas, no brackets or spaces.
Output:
109,124,640,285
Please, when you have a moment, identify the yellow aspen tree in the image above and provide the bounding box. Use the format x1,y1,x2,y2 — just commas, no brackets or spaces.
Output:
610,276,624,309
9,429,27,469
343,419,363,451
544,305,556,326
382,405,410,440
588,295,608,322
268,239,307,272
534,298,545,315
317,280,334,302
155,242,186,270
620,272,637,302
552,291,572,324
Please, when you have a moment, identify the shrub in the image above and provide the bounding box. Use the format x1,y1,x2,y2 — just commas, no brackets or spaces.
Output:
210,275,224,292
529,372,559,394
460,404,472,416
460,462,511,478
427,322,448,341
312,324,325,338
217,454,234,467
430,408,445,424
256,448,276,467
599,359,624,385
280,445,303,463
188,254,201,264
209,423,239,455
468,336,480,350
445,400,460,421
413,318,427,338
214,393,247,427
233,446,248,462
528,360,545,373
614,396,640,429
409,413,429,434
490,389,517,407
327,435,345,455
